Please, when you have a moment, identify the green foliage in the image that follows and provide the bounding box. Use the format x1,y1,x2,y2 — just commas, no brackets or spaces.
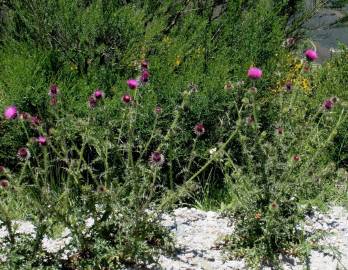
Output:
1,0,347,269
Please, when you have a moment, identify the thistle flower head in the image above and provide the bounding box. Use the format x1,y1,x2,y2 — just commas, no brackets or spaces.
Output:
88,95,98,108
49,84,59,96
149,151,165,167
4,106,18,120
122,94,132,104
154,106,162,114
36,136,47,146
50,96,57,106
248,86,258,94
293,155,301,162
285,81,292,92
97,185,107,193
30,116,41,127
17,147,31,161
271,201,278,209
127,79,139,90
247,67,262,80
246,115,255,126
19,112,31,121
93,89,105,100
0,179,9,189
188,82,199,93
194,123,206,136
141,70,149,82
255,212,262,220
275,127,284,135
323,99,334,110
282,37,296,48
304,49,318,61
224,81,234,91
0,166,5,174
141,60,148,69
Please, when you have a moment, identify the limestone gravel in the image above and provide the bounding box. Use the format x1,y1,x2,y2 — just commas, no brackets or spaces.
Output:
0,206,347,269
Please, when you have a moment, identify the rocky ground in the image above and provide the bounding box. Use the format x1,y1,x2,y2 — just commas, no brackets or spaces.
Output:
0,206,347,269
155,206,348,270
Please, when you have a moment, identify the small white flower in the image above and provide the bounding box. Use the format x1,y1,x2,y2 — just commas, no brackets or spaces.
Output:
209,147,217,155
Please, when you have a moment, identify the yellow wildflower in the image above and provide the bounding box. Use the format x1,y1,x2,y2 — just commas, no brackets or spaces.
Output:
70,64,78,71
301,78,311,92
175,56,181,66
163,36,171,44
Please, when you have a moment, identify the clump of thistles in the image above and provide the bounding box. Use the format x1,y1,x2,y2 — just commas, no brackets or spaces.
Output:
194,123,206,136
149,151,165,167
4,105,18,120
17,147,31,161
247,67,262,80
304,49,318,62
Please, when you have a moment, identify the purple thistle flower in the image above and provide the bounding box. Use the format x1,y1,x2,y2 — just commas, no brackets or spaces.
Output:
322,99,334,110
93,89,105,100
194,123,206,136
0,166,5,174
36,136,47,146
4,106,18,120
154,106,162,114
88,95,98,108
285,81,292,92
30,116,41,127
141,60,148,69
0,179,9,189
122,94,132,104
247,67,262,80
17,147,31,161
141,70,150,82
49,84,59,96
127,79,139,90
293,155,301,162
304,49,318,62
149,151,165,167
50,96,57,106
275,127,284,136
